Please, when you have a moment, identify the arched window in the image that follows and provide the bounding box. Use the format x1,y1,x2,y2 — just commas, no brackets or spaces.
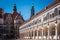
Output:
52,13,55,17
50,14,52,18
47,13,50,19
54,8,59,16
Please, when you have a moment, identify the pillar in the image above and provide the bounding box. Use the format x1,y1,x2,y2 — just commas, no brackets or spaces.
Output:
27,32,28,38
31,31,33,39
48,27,50,40
37,30,39,39
55,24,58,40
42,28,43,40
25,32,27,38
28,31,30,39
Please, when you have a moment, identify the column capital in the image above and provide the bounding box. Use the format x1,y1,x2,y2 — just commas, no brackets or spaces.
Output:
47,26,49,28
55,23,57,26
41,27,43,29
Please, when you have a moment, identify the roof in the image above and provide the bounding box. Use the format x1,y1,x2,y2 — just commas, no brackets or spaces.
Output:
0,14,3,18
12,11,19,19
0,8,3,13
4,13,12,20
0,8,3,18
20,0,60,27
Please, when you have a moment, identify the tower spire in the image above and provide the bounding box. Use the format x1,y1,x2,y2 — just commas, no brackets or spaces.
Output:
30,3,35,18
13,4,17,12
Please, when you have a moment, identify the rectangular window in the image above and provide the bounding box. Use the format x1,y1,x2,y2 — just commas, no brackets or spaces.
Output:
59,10,60,15
52,13,54,17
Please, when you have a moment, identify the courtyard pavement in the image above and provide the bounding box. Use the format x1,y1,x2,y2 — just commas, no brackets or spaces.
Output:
0,38,20,40
0,38,60,40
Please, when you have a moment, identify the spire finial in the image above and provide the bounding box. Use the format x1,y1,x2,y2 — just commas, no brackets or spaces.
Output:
32,3,34,6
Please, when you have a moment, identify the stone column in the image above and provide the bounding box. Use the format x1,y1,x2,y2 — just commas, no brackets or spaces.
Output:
37,29,39,39
28,31,30,39
26,32,27,38
47,26,50,40
29,31,30,39
42,28,43,40
29,31,31,39
55,24,58,40
32,31,33,39
26,32,28,37
27,32,28,38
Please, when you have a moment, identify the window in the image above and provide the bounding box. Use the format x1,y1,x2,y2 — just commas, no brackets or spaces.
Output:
18,21,21,24
54,8,58,16
35,21,37,24
52,13,55,17
45,16,47,20
59,10,60,15
47,13,50,19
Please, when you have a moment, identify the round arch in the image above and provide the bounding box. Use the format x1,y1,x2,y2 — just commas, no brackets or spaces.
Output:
57,21,60,38
49,23,55,39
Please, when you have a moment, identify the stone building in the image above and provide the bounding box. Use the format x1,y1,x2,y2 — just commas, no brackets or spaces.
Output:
0,4,24,39
19,0,60,40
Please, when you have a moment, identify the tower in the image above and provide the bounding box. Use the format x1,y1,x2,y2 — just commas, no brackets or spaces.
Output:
30,3,35,18
12,4,18,19
13,4,17,12
12,4,25,39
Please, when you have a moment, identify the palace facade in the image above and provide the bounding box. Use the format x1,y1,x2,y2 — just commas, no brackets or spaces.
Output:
19,0,60,40
0,4,24,39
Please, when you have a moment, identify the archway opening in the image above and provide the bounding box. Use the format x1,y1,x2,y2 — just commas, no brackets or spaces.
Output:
49,23,55,39
57,22,60,38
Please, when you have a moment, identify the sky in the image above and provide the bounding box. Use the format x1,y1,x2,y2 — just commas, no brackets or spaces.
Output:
0,0,55,20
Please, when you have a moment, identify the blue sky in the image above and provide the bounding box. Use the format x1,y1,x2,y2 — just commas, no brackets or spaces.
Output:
0,0,55,20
